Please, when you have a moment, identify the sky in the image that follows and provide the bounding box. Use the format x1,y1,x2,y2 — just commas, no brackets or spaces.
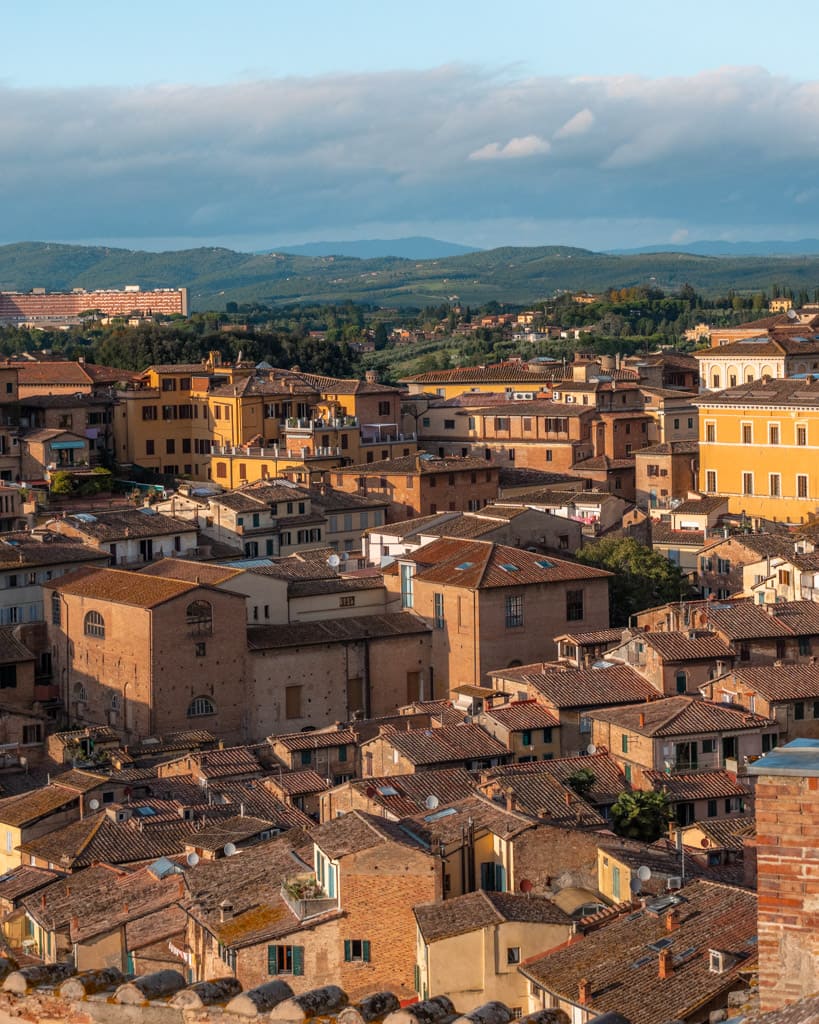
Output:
4,0,819,253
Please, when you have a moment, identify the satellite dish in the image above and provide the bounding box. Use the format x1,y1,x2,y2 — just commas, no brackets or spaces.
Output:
223,843,238,857
637,865,652,882
327,554,341,569
586,743,597,755
186,852,200,867
788,307,799,320
88,798,100,811
630,877,642,894
519,878,534,893
339,552,348,562
424,795,440,810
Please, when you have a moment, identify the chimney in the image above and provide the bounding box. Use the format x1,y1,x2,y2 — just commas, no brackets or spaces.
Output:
564,790,573,807
123,901,129,915
219,899,234,922
665,908,680,932
639,712,645,728
505,794,516,813
71,915,79,934
578,979,591,1005
658,948,673,979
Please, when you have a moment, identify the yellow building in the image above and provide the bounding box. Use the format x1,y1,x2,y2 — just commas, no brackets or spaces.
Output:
696,377,819,523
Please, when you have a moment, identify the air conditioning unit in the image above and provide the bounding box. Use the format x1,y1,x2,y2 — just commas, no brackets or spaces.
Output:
667,876,682,891
513,392,535,401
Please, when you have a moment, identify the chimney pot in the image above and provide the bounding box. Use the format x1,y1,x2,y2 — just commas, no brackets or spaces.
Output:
659,947,673,979
639,712,645,728
578,978,591,1005
666,908,680,932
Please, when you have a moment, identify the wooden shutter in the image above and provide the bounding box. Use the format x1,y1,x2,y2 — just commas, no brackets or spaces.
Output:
293,946,304,976
362,940,371,963
267,945,278,975
344,939,352,962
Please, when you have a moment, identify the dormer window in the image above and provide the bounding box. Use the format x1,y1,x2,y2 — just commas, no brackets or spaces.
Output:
709,950,727,974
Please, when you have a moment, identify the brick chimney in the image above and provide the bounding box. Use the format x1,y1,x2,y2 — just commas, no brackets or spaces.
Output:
665,908,680,932
578,978,591,1005
658,948,673,979
639,711,645,728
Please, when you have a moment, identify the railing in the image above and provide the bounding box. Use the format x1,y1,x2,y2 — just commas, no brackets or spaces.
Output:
280,880,338,921
285,417,358,431
361,432,416,445
210,444,343,459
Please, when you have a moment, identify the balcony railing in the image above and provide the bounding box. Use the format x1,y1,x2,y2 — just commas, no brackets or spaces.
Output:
280,877,339,921
210,444,344,460
285,417,358,431
361,432,416,445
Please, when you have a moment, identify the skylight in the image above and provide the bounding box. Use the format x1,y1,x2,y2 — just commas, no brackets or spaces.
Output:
378,786,399,797
500,563,520,572
536,559,554,569
455,562,474,570
424,807,458,822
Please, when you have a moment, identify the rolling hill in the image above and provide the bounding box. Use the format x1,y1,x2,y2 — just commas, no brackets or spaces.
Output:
2,241,819,310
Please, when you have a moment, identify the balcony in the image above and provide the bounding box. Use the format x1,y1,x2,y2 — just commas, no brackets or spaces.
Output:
210,444,344,460
280,875,338,920
285,416,358,432
361,432,416,446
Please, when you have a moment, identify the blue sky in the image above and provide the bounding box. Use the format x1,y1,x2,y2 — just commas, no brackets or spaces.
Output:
3,1,819,251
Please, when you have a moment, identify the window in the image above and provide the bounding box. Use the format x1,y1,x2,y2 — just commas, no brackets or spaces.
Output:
187,695,215,717
268,945,304,976
505,595,524,628
797,424,808,446
84,610,105,638
186,600,213,636
739,642,750,662
769,474,781,497
400,563,414,609
0,665,16,689
285,686,302,718
507,947,521,965
433,592,445,629
675,671,687,694
579,716,591,734
795,702,805,720
195,642,207,657
621,734,629,753
707,799,717,818
705,470,717,493
444,419,455,430
742,472,753,496
166,439,176,455
300,749,312,766
51,592,61,626
702,738,716,754
22,724,42,745
769,423,780,445
566,589,584,621
705,422,716,443
344,939,371,963
340,596,355,608
798,474,809,499
142,405,158,421
338,745,348,762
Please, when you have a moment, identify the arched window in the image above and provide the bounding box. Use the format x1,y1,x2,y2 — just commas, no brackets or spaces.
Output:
187,695,216,718
73,682,88,702
84,611,105,638
110,694,121,711
186,600,213,636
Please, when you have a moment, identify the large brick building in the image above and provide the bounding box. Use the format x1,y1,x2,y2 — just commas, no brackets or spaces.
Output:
0,287,188,322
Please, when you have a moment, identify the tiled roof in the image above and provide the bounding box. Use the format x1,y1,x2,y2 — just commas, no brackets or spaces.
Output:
554,628,624,646
50,769,110,794
401,364,566,385
740,993,819,1024
0,785,78,827
22,863,129,930
728,663,819,702
490,663,658,709
698,533,793,558
706,600,819,639
366,512,449,538
588,696,774,736
305,487,389,511
671,496,728,515
287,577,384,598
0,626,36,664
341,454,492,475
271,728,358,752
247,613,430,650
343,769,478,819
695,377,819,409
414,889,570,943
266,770,329,797
210,782,314,831
311,810,424,859
45,566,207,609
14,361,94,385
0,866,62,903
376,723,509,766
399,794,536,847
60,508,197,541
405,537,611,589
174,746,264,780
69,866,185,943
634,630,735,662
644,770,751,802
292,370,399,395
483,700,561,731
498,468,585,490
479,765,605,827
520,880,758,1024
140,559,245,585
651,524,705,546
686,816,755,852
126,904,187,951
484,752,628,808
572,455,635,471
0,535,107,571
188,815,276,852
634,440,700,456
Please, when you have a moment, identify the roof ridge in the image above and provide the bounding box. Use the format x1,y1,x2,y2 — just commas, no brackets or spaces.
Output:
71,813,108,861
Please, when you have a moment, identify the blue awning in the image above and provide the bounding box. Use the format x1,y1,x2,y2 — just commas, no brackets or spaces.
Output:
50,441,85,450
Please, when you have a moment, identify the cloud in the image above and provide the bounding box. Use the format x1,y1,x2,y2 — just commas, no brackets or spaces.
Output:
469,135,551,161
554,108,594,139
4,66,819,250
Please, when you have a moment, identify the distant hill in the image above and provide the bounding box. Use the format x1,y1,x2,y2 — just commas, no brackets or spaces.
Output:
5,241,819,310
263,237,480,259
612,239,819,257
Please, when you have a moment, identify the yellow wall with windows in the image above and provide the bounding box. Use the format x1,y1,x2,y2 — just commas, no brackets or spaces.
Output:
698,403,819,523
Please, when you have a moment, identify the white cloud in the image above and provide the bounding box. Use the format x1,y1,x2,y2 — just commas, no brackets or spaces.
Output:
469,135,551,161
554,108,594,139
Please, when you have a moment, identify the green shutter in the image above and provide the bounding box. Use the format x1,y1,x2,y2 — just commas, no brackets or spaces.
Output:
362,940,371,963
344,939,352,962
268,945,278,975
414,963,421,993
293,946,304,976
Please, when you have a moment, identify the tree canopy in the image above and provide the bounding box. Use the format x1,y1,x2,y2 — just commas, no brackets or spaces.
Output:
610,790,673,843
574,537,693,627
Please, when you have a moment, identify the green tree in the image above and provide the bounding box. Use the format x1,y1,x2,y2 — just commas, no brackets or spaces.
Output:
566,768,596,798
373,322,388,350
574,537,693,626
610,790,672,842
50,471,75,496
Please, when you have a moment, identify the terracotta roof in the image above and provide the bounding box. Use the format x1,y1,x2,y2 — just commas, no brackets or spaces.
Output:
727,663,819,702
126,904,187,951
50,769,110,794
572,455,635,471
374,723,509,766
520,880,758,1024
210,782,314,831
247,613,430,650
0,866,62,903
740,993,819,1024
45,566,208,609
490,663,658,709
698,533,793,558
271,729,358,752
644,770,751,802
651,524,705,546
287,577,384,598
634,440,700,456
305,487,389,512
484,752,628,808
140,559,245,585
311,810,425,859
401,364,566,385
341,454,493,475
0,786,78,827
166,746,264,780
633,630,735,662
706,600,819,639
588,696,775,736
14,361,94,385
22,863,129,930
266,770,329,797
554,628,624,646
695,377,819,409
399,794,536,847
479,764,606,827
0,535,107,571
414,889,570,943
685,816,755,852
341,769,478,819
59,508,197,541
483,700,561,731
188,815,276,852
405,538,611,589
0,626,36,664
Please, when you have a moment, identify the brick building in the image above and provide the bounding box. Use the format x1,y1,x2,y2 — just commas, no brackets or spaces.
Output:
0,287,189,322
